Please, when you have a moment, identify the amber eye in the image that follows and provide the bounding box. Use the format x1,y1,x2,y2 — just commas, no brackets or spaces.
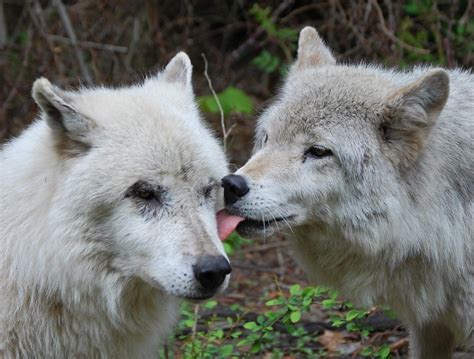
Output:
126,180,162,203
305,145,333,159
137,189,155,201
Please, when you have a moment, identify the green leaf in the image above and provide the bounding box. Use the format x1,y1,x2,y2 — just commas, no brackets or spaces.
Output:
198,87,253,116
290,311,301,323
403,2,420,15
345,309,361,321
183,319,195,328
214,328,224,339
290,284,301,295
250,341,262,353
265,299,282,306
243,321,258,330
256,315,265,325
231,330,242,338
360,346,374,356
203,300,217,309
252,50,281,73
302,296,313,306
321,299,335,308
223,241,234,256
377,344,391,359
219,344,234,357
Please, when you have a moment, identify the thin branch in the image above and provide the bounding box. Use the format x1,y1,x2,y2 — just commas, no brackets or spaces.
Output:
47,34,128,53
371,0,430,55
230,0,294,64
1,26,32,114
53,0,93,84
0,0,7,48
201,53,234,151
191,304,200,340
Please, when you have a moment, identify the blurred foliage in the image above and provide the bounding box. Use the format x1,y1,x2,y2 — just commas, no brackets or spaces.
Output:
2,0,472,165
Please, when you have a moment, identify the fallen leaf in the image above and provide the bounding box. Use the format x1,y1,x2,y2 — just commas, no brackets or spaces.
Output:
318,330,347,353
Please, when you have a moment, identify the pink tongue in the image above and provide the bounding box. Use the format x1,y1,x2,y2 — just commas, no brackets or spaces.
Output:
216,209,245,241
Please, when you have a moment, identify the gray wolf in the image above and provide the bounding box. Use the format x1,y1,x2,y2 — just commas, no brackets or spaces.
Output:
218,27,473,358
0,52,230,358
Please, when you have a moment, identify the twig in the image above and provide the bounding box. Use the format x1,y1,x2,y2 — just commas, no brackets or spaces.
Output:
458,0,473,26
0,0,6,48
1,26,32,114
47,34,128,53
191,304,200,340
335,0,371,54
201,53,234,151
53,0,93,84
125,17,141,71
371,0,430,55
230,0,294,64
390,337,409,351
29,0,66,79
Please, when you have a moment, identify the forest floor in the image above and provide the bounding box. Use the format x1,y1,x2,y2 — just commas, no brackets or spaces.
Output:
168,234,473,358
170,235,410,358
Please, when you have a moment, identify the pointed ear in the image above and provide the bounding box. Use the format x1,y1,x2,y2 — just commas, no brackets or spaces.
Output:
381,69,449,168
294,26,335,70
32,78,93,156
162,52,192,89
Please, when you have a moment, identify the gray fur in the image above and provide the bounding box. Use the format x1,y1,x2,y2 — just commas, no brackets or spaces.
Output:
229,27,473,358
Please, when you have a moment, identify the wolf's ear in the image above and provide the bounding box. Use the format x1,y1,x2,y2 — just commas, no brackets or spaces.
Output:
162,52,192,89
382,69,449,168
32,78,93,155
294,26,335,70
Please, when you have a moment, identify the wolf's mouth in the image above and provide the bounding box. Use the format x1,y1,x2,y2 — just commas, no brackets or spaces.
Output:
217,209,295,240
236,216,295,232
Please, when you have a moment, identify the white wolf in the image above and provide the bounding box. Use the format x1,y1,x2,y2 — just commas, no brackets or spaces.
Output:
218,27,473,358
0,52,231,358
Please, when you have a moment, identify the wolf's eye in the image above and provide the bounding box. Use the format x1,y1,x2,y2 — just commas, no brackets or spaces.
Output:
305,145,333,159
203,184,215,199
137,189,155,201
263,133,269,145
126,181,162,203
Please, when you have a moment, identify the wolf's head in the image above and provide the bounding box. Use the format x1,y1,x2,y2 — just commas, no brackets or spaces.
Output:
32,53,230,300
220,27,449,249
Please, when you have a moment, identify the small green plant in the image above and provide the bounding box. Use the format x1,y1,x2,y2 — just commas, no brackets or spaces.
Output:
168,278,395,357
176,300,240,358
168,283,395,357
237,284,320,356
251,50,281,74
249,4,297,74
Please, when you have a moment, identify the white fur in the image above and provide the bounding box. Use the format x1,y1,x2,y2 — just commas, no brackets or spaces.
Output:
0,52,229,358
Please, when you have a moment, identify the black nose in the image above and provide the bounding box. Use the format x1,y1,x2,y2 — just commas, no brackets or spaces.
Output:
221,174,249,206
193,256,231,292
